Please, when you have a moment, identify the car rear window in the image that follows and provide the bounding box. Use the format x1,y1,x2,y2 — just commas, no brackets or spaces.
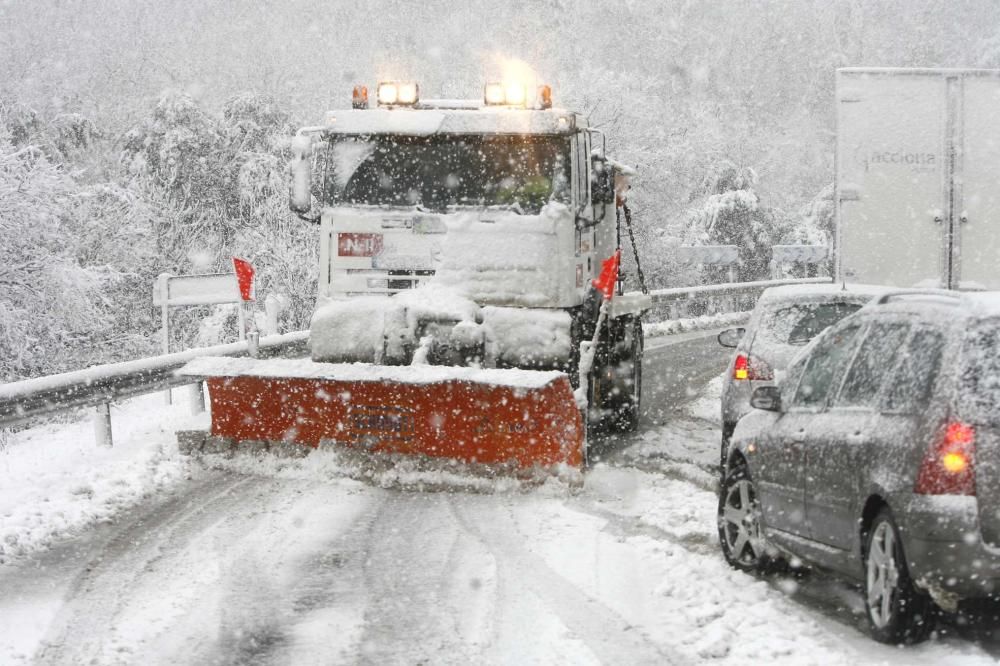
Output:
760,302,864,346
959,319,1000,424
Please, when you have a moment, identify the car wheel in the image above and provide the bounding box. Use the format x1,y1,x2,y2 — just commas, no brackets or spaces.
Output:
864,508,935,644
718,463,767,572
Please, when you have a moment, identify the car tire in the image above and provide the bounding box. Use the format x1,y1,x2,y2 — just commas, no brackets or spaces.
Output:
717,462,768,572
863,508,936,644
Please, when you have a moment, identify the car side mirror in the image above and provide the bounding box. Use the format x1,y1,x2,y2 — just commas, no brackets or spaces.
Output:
750,386,782,412
718,327,745,348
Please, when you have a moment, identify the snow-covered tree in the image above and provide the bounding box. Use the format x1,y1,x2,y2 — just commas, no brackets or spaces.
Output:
0,124,108,379
683,163,777,283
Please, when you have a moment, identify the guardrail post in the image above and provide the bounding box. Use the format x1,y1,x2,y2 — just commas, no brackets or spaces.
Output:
264,295,280,336
727,266,738,312
95,402,113,447
188,381,205,414
158,273,173,406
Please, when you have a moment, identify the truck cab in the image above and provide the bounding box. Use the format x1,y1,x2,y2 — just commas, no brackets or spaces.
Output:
290,81,648,430
291,82,619,310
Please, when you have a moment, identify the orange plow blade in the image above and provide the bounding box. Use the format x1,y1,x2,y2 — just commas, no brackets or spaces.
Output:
179,358,584,469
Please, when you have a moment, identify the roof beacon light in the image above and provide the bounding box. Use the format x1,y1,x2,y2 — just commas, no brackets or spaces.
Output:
352,85,369,109
377,81,419,107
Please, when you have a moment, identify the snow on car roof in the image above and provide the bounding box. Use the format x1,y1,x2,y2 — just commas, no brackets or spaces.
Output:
874,290,1000,318
962,292,1000,316
757,282,889,307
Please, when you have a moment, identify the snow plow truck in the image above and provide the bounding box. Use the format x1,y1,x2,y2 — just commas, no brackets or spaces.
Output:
179,80,651,472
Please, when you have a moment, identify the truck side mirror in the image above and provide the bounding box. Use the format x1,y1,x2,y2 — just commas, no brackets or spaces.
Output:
289,134,314,217
591,156,615,205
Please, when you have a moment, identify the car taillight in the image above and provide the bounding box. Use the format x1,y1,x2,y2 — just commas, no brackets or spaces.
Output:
914,421,976,495
733,353,773,381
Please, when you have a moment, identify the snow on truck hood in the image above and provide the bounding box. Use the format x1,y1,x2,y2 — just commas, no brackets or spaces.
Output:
432,202,575,307
179,356,568,389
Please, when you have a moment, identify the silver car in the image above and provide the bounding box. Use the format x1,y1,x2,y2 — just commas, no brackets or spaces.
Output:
717,284,887,468
719,290,1000,644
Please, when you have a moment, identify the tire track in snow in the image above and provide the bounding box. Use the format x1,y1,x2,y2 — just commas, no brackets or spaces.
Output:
33,471,256,665
351,491,506,665
449,497,685,665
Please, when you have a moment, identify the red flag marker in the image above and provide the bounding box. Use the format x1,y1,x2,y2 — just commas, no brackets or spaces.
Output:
233,257,255,301
591,249,621,300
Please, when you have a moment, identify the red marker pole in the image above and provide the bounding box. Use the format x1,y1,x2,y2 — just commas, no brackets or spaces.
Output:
232,258,257,350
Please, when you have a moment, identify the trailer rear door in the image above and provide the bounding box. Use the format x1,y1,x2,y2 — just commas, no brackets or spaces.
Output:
836,70,947,288
956,75,1000,290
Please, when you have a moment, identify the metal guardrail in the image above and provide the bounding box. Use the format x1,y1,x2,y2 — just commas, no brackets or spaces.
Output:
0,276,832,446
0,331,309,444
647,276,831,303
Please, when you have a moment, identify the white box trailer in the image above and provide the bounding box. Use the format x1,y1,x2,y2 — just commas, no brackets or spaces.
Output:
836,68,1000,289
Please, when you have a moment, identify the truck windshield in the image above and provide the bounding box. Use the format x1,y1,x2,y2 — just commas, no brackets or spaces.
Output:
322,135,570,213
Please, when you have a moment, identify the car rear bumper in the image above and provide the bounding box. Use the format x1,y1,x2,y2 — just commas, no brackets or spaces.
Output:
900,495,1000,600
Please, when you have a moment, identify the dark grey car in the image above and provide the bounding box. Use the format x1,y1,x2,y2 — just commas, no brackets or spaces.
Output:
718,291,1000,644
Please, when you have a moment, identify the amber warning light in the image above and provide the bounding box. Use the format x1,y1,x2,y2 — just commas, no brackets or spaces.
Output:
352,85,369,109
338,233,384,257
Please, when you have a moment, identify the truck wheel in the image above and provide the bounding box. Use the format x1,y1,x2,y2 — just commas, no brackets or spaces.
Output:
864,508,936,644
611,319,643,432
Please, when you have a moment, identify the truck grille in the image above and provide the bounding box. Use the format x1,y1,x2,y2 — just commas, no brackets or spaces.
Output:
388,269,435,291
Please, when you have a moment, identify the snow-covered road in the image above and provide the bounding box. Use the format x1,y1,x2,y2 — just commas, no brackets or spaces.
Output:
2,331,999,664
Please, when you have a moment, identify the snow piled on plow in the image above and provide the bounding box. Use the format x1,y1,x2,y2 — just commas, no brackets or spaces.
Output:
179,356,567,388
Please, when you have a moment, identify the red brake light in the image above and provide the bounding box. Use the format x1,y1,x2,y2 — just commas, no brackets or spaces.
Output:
734,354,749,380
733,354,773,381
914,421,976,495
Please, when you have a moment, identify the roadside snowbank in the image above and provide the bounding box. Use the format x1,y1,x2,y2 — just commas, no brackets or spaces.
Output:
645,311,750,339
0,393,198,563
